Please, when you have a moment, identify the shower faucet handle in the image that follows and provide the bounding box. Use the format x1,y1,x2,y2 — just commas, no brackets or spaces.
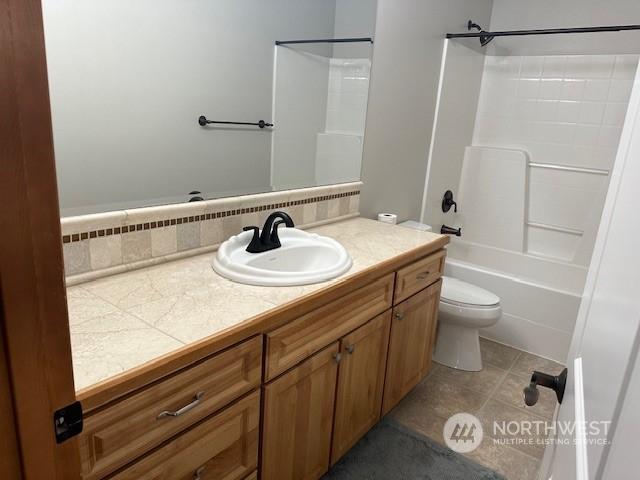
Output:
442,190,458,213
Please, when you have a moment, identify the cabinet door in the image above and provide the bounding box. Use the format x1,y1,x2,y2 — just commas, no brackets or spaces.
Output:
331,312,391,464
261,343,339,480
382,280,441,415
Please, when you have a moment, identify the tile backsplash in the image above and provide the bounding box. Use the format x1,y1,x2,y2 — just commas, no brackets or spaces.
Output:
63,182,361,283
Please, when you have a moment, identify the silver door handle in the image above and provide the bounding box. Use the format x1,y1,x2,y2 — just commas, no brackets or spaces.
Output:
333,352,342,364
345,344,355,354
194,466,206,480
394,312,404,320
157,391,204,419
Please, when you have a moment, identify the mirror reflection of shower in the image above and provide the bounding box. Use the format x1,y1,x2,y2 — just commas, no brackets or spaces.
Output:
270,38,373,191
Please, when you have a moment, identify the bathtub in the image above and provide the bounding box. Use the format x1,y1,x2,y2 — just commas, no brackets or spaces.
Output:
443,239,585,363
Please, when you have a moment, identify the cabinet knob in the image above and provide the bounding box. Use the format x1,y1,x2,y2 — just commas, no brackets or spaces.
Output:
194,466,205,480
333,352,342,364
345,344,355,354
394,312,404,321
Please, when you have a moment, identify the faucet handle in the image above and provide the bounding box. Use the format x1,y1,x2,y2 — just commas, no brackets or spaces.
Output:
243,226,263,253
269,220,288,248
442,190,458,213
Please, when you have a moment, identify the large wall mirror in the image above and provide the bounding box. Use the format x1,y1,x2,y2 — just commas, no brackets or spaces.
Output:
43,0,378,217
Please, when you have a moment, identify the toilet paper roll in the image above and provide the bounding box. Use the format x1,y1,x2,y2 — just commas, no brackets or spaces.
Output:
377,213,398,225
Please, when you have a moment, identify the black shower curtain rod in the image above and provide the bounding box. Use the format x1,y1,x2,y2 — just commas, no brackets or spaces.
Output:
275,37,373,46
447,23,640,41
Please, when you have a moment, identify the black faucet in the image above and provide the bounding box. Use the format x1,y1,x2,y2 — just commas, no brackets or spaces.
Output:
441,224,462,237
243,211,295,253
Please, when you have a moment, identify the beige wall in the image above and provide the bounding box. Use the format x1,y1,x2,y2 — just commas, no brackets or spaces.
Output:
359,0,493,221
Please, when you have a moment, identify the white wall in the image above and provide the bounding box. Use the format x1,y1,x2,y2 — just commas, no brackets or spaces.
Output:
43,0,338,216
489,0,640,55
359,0,493,221
333,0,378,58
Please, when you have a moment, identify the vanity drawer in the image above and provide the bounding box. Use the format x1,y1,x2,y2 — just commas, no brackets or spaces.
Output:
265,273,394,380
79,336,262,480
394,250,445,304
110,390,260,480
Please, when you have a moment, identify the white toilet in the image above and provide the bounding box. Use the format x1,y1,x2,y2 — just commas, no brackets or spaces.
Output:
433,276,502,371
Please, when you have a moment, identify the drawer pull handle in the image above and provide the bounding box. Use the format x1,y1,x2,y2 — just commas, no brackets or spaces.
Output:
394,312,404,321
345,344,355,354
333,352,342,364
157,391,204,419
194,466,206,480
416,271,431,280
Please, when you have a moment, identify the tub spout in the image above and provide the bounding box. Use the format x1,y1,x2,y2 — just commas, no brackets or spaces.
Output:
441,224,462,237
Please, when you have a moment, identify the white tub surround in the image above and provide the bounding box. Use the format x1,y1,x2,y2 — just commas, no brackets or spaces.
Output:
445,255,582,363
62,182,361,284
66,217,446,390
422,51,639,361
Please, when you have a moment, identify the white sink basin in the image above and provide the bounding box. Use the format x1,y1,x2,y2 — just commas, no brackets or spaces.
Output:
212,228,352,286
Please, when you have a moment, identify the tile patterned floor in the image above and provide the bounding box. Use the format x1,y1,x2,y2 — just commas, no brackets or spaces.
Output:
390,338,565,480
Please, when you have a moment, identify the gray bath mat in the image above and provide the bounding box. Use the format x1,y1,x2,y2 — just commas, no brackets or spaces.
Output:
323,418,505,480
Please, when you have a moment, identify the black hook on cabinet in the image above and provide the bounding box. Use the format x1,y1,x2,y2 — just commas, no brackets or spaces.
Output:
198,115,273,129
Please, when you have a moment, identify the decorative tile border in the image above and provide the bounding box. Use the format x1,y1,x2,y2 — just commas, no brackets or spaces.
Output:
61,191,358,244
62,182,362,282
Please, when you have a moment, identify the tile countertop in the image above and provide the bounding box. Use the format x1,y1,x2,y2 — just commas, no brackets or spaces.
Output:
67,217,445,390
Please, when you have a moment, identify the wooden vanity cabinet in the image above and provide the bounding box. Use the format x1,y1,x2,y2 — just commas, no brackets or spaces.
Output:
76,248,446,480
110,390,260,480
382,279,441,415
261,312,394,479
79,337,262,480
331,311,391,464
261,343,340,480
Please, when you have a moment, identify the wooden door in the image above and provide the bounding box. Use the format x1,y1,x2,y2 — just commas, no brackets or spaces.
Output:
261,343,339,480
331,311,391,464
382,280,441,415
0,301,21,479
0,0,81,477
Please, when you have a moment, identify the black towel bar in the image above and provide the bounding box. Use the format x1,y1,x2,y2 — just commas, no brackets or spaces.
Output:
198,115,273,128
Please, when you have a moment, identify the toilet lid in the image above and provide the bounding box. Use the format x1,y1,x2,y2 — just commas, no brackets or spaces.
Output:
440,276,500,307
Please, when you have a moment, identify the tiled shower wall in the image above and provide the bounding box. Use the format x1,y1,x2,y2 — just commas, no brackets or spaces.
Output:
472,54,638,264
62,182,361,284
316,58,371,185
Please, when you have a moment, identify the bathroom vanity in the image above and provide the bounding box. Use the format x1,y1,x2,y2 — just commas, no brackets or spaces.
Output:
71,218,447,480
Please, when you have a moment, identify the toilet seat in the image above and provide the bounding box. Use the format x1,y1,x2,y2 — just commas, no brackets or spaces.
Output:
440,276,500,308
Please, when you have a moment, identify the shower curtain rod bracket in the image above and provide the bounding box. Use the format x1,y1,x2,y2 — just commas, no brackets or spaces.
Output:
447,22,640,47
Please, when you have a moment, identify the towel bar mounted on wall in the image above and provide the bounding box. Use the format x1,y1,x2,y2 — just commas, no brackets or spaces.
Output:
198,115,274,129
